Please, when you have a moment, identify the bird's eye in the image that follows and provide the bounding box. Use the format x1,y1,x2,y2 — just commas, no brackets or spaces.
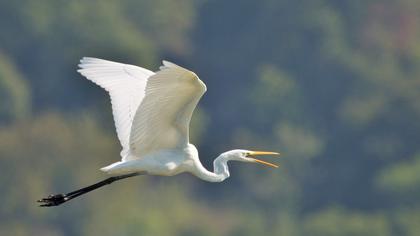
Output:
245,152,251,157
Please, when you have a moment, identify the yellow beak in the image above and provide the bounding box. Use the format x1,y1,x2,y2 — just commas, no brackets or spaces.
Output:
248,151,280,168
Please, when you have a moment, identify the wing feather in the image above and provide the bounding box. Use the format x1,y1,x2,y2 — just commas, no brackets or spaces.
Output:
127,62,206,160
77,57,154,157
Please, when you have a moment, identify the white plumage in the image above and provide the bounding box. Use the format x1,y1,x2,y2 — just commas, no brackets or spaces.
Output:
78,58,206,160
78,57,277,179
128,61,206,159
78,58,153,157
38,57,279,207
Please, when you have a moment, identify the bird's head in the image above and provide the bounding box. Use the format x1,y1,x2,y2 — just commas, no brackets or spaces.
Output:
223,149,280,168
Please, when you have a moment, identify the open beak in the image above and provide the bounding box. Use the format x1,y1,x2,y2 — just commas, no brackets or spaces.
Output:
248,151,280,168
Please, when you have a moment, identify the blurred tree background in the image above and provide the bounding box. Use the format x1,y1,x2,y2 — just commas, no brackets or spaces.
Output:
0,0,419,235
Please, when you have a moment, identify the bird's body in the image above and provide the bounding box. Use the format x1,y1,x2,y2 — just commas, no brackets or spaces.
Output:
101,144,249,183
102,144,202,179
38,57,279,207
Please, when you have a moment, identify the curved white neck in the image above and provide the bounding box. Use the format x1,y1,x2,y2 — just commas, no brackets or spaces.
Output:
194,154,230,182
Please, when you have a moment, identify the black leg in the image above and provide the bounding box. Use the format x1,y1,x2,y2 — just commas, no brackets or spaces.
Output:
37,172,143,207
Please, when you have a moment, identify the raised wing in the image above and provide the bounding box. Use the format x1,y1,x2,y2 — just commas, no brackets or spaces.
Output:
127,61,207,160
77,57,154,157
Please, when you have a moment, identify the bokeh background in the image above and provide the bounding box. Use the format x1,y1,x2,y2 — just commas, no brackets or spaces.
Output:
1,0,420,235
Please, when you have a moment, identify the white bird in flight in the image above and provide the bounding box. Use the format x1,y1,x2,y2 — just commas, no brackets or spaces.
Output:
38,57,279,207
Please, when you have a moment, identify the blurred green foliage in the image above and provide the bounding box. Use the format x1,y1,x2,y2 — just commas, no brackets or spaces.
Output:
0,0,419,235
0,52,30,122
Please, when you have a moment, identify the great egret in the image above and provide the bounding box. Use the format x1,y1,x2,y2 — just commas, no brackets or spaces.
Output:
38,58,279,207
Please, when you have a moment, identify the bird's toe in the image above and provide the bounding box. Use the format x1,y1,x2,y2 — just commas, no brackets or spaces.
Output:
38,193,67,207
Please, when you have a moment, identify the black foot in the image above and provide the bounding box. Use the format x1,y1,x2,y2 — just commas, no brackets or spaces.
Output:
37,194,67,207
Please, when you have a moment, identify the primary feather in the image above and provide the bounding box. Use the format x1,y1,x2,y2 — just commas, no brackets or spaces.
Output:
77,57,153,157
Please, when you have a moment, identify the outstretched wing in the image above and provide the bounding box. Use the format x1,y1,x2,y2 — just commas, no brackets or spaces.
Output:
77,57,154,157
127,61,207,160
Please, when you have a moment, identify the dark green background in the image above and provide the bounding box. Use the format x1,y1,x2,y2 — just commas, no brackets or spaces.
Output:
1,0,419,235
